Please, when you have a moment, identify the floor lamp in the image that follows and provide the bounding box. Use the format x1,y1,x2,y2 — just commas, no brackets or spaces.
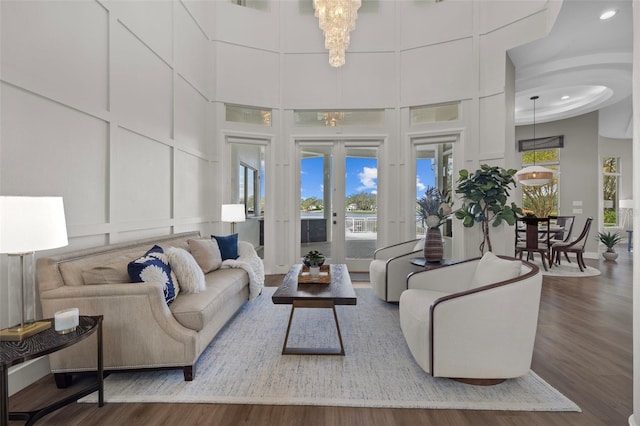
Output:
221,204,246,234
0,196,68,341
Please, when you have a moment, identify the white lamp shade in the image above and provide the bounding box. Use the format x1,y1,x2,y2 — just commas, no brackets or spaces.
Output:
0,196,68,253
221,204,246,223
516,165,555,186
619,199,634,209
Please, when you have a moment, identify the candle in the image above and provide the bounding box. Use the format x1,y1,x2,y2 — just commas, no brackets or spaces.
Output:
54,308,79,334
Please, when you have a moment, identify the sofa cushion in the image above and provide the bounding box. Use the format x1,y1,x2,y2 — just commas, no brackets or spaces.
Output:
170,268,248,331
82,260,131,285
188,238,223,273
470,251,522,289
212,234,238,260
165,247,206,294
128,245,178,304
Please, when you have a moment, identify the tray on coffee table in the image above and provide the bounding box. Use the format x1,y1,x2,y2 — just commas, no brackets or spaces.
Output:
298,264,331,283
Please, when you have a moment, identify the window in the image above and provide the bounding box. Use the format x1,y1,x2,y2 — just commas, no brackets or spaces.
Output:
521,149,559,217
602,157,620,227
225,104,272,126
240,163,259,216
410,102,459,125
293,110,384,127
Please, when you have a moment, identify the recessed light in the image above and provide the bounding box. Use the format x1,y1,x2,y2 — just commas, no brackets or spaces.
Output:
561,95,570,100
600,9,617,20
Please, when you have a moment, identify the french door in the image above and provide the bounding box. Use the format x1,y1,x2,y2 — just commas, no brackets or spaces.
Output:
298,140,379,272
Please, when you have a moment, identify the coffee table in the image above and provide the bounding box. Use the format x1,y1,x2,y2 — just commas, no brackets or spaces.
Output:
272,264,356,355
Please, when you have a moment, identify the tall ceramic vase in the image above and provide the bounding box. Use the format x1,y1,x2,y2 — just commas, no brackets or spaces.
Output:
424,227,444,263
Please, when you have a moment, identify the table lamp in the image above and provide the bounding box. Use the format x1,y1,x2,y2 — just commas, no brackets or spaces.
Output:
0,196,68,341
221,204,245,234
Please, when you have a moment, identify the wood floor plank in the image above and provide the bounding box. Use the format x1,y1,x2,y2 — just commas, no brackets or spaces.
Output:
8,253,633,425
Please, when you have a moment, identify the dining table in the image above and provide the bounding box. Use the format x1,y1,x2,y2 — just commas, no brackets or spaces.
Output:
516,217,565,270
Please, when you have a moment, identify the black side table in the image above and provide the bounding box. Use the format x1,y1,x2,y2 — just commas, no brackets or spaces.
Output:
1,315,103,426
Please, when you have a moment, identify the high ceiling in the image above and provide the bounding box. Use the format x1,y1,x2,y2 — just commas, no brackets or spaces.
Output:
508,0,633,139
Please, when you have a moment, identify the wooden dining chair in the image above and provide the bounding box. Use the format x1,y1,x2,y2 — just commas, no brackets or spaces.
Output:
515,218,552,271
551,217,593,272
548,215,575,245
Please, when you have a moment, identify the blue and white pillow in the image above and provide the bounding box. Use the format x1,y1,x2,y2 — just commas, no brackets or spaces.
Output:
128,245,177,304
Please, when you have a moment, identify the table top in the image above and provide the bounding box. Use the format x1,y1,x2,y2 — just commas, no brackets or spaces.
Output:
272,264,357,305
410,258,459,268
0,316,102,369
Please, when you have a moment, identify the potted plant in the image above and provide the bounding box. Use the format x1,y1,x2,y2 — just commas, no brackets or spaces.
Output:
597,231,623,261
416,187,453,262
303,250,325,277
454,165,523,254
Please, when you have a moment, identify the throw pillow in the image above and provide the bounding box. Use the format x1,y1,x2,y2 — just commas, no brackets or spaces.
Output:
128,245,178,304
166,247,206,293
470,251,522,289
212,234,238,260
188,238,223,273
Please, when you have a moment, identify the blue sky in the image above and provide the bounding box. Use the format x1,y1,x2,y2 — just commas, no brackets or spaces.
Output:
300,157,436,200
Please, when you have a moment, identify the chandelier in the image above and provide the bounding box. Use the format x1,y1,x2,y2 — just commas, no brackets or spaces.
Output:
516,96,554,186
313,0,361,67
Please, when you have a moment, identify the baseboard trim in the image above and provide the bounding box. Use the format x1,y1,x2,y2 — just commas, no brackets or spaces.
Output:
8,356,50,396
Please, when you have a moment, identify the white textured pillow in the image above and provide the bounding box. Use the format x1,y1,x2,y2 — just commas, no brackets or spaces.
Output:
470,251,522,289
188,238,223,273
165,247,206,293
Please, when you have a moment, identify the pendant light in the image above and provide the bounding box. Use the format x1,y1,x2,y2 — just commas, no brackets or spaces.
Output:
516,96,554,186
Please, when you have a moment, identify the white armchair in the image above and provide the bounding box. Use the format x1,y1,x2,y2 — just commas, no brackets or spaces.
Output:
369,239,425,302
399,252,542,384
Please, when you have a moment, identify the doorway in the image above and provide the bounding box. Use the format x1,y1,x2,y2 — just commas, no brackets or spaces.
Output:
298,140,379,271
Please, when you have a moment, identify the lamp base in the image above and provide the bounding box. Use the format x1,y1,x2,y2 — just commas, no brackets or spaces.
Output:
0,321,51,341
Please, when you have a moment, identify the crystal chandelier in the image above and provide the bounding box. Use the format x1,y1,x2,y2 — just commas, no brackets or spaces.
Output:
313,0,362,67
516,96,554,186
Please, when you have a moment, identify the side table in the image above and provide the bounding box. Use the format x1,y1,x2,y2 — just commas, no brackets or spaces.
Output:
1,315,103,426
410,258,458,268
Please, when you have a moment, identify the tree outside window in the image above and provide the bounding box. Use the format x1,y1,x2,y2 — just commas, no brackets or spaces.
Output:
521,149,559,217
602,157,619,227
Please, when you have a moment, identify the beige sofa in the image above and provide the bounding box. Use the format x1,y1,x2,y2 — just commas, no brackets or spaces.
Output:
37,231,259,384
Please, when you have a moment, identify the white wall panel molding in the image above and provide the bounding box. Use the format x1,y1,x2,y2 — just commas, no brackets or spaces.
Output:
107,0,174,65
111,21,173,139
0,0,109,114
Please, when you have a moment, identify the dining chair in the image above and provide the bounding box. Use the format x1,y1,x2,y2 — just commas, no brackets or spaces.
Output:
515,217,552,271
551,217,593,272
548,215,575,245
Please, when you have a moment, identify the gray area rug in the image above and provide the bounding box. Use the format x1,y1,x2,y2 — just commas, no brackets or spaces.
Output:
82,287,580,411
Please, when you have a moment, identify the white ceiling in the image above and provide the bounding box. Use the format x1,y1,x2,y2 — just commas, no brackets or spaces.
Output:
508,0,633,139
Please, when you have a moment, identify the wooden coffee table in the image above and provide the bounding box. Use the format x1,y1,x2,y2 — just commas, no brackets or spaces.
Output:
272,264,357,355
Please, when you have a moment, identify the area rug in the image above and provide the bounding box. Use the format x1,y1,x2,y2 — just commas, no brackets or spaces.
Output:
528,258,601,277
81,287,580,412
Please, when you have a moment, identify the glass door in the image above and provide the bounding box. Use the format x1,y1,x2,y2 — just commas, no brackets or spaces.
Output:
299,141,378,271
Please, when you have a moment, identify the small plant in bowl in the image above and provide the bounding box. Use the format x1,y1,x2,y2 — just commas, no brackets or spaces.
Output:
303,250,325,267
596,231,623,261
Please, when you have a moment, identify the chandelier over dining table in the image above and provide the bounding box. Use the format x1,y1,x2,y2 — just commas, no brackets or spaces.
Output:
313,0,362,67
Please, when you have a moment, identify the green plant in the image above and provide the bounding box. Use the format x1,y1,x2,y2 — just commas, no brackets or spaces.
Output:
596,231,623,251
303,250,325,267
454,165,523,254
416,187,453,229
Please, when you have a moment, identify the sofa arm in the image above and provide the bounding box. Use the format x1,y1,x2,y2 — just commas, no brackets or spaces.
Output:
40,282,197,372
407,259,478,294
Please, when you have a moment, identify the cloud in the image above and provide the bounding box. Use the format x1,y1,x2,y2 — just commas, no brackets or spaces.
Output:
357,167,377,191
416,176,426,193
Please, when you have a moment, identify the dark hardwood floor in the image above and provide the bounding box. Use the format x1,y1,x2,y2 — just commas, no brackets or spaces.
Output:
8,252,633,425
